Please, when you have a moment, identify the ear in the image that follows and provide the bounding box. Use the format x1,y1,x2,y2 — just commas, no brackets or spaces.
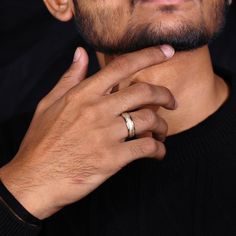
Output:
43,0,74,22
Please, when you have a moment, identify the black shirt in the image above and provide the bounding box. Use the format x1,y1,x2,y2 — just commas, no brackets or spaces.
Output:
1,69,235,236
39,70,236,236
1,1,236,235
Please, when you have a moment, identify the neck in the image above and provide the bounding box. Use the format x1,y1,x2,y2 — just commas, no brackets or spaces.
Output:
97,46,229,136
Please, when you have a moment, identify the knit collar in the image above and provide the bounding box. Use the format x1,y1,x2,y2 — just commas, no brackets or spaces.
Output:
162,68,236,164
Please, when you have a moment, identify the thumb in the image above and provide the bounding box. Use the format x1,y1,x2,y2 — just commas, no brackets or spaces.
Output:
41,47,89,110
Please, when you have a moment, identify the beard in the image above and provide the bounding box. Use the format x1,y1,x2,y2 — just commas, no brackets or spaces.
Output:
73,0,228,55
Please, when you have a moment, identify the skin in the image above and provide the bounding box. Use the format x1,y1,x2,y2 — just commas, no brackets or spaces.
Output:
72,0,226,53
0,0,230,220
0,47,175,219
67,0,229,135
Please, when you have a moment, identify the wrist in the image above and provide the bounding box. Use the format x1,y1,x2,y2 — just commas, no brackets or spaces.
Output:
0,182,41,225
0,163,60,220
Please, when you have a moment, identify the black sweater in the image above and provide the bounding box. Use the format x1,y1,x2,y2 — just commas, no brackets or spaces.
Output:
1,69,236,235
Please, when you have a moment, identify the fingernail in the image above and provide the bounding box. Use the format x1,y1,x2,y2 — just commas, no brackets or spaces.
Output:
160,45,175,58
73,48,81,62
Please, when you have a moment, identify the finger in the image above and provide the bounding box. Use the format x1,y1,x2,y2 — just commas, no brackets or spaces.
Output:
137,131,153,139
105,83,177,116
89,45,175,95
112,137,166,168
113,109,168,142
40,47,89,111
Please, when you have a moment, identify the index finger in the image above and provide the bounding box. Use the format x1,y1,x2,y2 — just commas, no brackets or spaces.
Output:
90,45,174,95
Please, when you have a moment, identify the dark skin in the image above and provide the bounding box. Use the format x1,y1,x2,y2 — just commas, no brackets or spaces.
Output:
0,0,230,220
64,0,229,135
0,46,176,219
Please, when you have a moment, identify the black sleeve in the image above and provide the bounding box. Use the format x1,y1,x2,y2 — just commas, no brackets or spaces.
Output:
0,180,42,235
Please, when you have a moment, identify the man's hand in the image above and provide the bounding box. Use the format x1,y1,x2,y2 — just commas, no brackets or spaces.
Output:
0,46,176,219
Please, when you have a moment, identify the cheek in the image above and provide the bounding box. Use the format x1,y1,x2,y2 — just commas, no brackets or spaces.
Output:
78,1,133,43
201,0,225,34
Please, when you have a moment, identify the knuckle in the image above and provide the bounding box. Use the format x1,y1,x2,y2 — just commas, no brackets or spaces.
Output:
158,117,168,133
161,120,168,135
142,137,159,155
156,142,166,158
95,101,106,114
165,89,175,104
129,143,144,157
109,55,129,72
36,100,46,113
82,105,97,120
131,137,159,157
159,86,175,104
162,120,168,133
136,83,156,98
140,109,157,127
64,91,78,104
91,132,106,149
143,48,161,62
117,94,130,111
62,71,73,80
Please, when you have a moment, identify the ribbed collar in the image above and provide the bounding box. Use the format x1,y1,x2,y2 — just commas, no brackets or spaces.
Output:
161,69,236,166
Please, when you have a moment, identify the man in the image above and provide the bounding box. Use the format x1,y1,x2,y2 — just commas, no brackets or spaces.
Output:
0,0,235,235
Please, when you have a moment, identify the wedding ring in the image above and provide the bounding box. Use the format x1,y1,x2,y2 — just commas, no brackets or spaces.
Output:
121,112,136,139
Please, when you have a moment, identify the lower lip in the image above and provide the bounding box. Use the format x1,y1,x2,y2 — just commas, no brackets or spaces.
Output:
140,0,188,4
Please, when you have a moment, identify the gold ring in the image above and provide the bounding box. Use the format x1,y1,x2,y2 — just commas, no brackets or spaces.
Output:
121,112,135,139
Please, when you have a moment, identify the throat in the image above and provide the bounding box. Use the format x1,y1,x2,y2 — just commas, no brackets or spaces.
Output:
140,46,230,136
98,46,230,136
161,74,229,136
